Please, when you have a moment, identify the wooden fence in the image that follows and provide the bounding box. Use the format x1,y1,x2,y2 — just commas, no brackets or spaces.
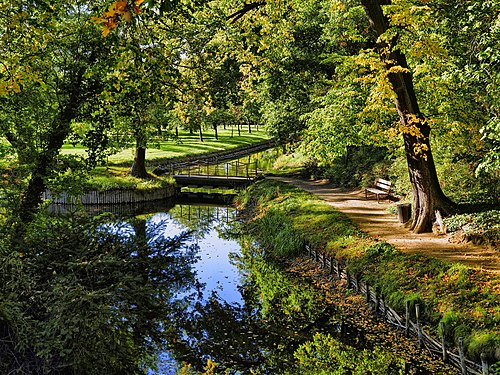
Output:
306,244,492,375
43,186,176,205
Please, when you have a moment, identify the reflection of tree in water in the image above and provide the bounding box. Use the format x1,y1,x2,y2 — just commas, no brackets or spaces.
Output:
0,214,200,374
166,241,343,374
167,205,236,240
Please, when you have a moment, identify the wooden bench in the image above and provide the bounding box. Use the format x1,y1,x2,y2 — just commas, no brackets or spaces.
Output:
365,178,392,203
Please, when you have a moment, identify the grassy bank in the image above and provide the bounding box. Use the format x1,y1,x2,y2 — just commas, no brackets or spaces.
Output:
237,180,500,369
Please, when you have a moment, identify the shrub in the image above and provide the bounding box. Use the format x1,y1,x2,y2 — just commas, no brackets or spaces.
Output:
444,210,500,245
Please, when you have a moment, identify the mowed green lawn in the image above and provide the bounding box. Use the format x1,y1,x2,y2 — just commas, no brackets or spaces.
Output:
60,126,270,166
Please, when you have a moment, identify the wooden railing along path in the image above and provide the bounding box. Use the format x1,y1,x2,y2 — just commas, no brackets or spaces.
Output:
306,245,492,375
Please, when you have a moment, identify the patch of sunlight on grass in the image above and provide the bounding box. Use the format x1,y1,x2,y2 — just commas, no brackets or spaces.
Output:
60,128,270,165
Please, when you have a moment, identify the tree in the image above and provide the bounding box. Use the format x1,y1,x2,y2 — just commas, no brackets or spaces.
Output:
357,0,454,232
109,30,178,178
0,3,120,223
223,0,456,232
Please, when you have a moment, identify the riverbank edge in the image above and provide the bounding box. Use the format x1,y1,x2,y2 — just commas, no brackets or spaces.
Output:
237,179,499,374
43,184,177,205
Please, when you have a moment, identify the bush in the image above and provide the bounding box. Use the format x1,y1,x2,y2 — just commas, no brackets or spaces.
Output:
323,146,390,188
444,210,500,245
0,213,198,374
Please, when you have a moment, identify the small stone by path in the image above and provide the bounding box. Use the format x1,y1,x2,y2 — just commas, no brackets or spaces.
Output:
271,177,500,273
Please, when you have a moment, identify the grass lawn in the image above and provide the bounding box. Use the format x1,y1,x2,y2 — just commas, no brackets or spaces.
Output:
2,126,270,191
58,126,270,190
60,127,270,166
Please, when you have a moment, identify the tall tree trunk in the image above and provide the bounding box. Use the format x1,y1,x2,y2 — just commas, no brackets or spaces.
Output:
130,121,149,178
213,124,218,140
129,145,149,178
360,0,454,233
17,77,83,224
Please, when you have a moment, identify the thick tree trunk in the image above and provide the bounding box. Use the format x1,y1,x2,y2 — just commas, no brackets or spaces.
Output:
129,146,149,178
213,125,218,140
18,82,83,223
360,0,454,233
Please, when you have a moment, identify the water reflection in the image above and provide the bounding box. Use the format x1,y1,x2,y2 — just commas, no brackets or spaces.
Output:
148,206,243,305
141,205,337,374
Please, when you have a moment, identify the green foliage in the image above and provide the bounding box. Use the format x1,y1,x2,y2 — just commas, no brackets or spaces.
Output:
364,241,398,259
290,332,405,375
327,146,391,188
0,212,197,374
444,211,500,245
252,208,305,257
241,248,320,322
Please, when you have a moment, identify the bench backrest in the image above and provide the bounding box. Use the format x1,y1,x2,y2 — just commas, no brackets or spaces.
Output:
374,178,392,192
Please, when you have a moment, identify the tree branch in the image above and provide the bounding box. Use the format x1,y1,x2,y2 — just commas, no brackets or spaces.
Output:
227,2,266,23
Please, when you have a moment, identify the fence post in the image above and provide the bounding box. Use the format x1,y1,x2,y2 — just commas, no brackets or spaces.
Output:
481,353,489,375
405,300,410,337
355,273,360,292
346,270,351,289
374,287,380,314
381,298,387,321
458,337,467,375
416,304,423,348
365,283,370,304
440,321,447,362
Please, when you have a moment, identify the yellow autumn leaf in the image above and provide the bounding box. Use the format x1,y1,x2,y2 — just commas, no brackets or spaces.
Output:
122,10,132,22
102,26,111,37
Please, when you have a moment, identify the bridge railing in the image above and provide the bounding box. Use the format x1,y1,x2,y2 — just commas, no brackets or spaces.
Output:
172,158,259,180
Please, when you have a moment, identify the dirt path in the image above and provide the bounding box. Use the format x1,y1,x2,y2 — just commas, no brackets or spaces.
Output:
270,177,500,273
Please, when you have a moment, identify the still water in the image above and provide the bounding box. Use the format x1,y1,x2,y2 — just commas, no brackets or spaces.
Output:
138,203,336,374
111,203,449,375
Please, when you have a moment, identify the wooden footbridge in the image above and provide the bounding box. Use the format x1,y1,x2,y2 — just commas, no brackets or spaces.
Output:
172,158,259,190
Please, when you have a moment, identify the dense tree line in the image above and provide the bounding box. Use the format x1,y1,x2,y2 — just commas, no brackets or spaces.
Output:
1,1,499,225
